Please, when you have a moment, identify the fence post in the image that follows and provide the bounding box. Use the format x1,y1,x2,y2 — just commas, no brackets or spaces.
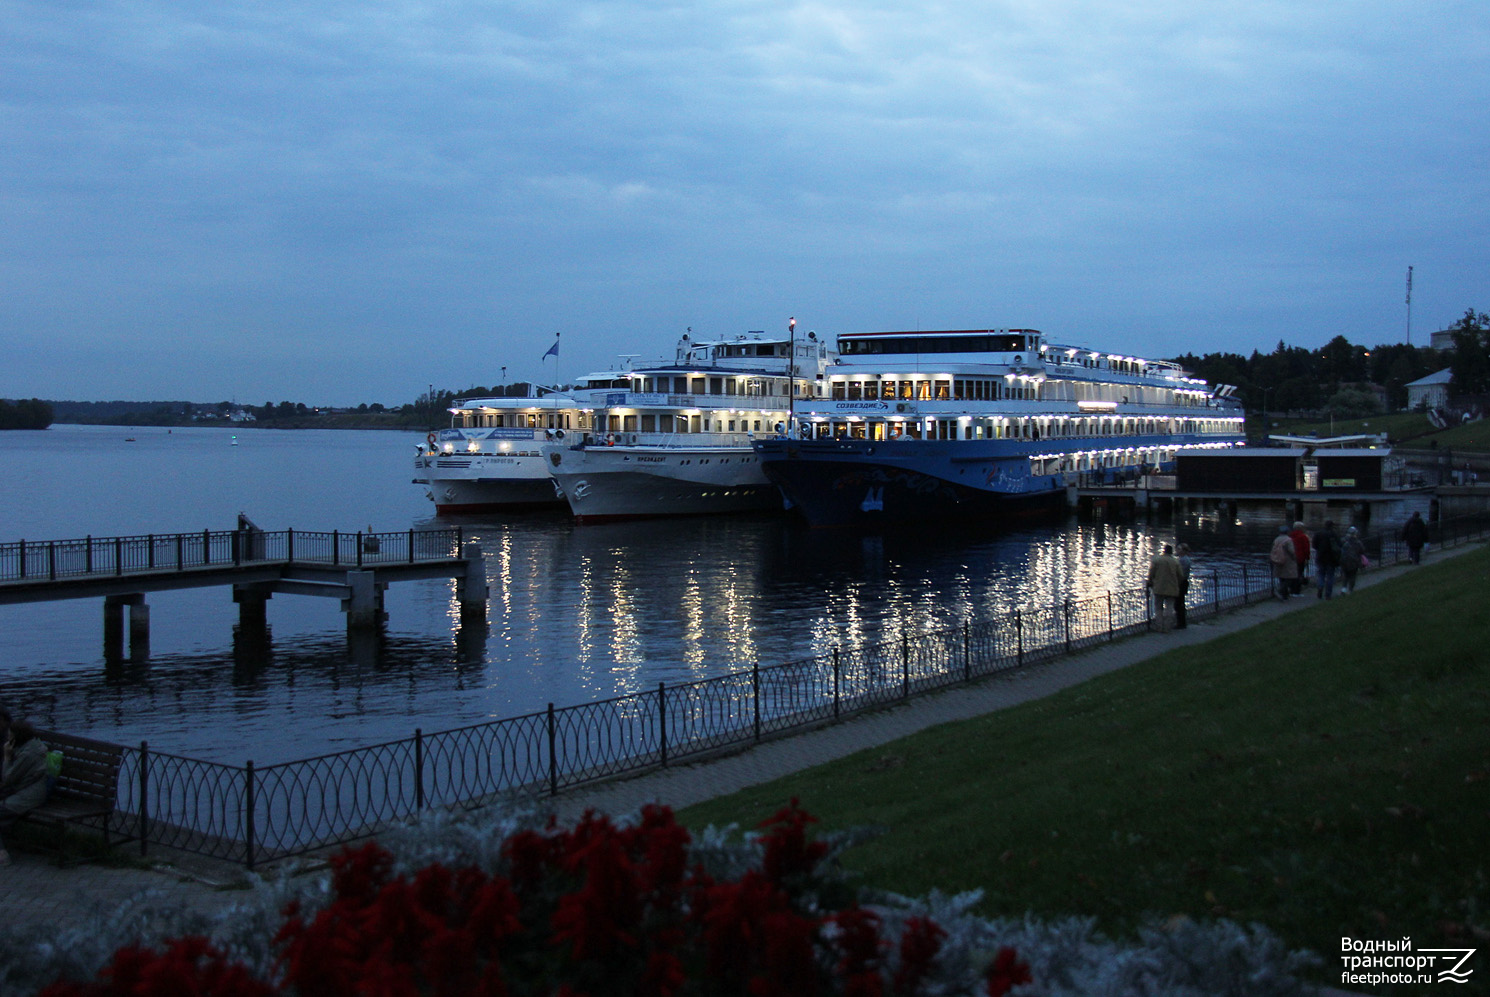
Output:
115,536,123,575
1063,598,1073,655
901,631,910,699
137,741,150,858
1212,570,1220,615
49,542,56,581
202,529,210,565
356,532,364,568
1106,592,1114,641
414,728,425,811
333,529,340,566
408,527,415,563
287,527,295,562
148,534,155,569
17,539,24,580
834,646,846,715
86,535,93,573
1015,610,1024,667
545,704,559,796
244,760,256,871
232,530,241,566
658,683,668,767
963,620,971,682
753,662,761,742
1242,564,1249,604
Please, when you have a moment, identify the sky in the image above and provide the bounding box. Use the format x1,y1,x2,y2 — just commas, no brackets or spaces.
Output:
3,1,1487,407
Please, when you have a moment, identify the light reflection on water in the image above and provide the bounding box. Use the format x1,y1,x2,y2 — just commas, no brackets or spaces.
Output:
1,424,1275,765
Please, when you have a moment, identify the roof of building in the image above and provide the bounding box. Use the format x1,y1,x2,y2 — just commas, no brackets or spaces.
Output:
1406,367,1454,388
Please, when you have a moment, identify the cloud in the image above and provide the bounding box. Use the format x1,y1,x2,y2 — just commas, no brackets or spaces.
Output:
1,0,1487,403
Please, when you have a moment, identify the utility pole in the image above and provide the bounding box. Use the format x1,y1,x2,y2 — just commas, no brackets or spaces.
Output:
1405,265,1413,345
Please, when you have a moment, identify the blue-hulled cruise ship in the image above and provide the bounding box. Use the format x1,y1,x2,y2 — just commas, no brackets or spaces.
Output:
753,327,1245,527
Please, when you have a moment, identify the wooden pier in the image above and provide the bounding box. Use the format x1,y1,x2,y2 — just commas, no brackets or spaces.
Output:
0,523,488,659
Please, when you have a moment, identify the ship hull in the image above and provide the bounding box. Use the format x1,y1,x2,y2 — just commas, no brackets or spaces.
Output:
754,438,1070,528
546,445,784,522
416,453,564,514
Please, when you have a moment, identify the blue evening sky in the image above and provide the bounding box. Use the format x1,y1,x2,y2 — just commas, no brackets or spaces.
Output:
2,1,1486,406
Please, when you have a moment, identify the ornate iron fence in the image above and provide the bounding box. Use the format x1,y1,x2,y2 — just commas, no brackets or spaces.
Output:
76,515,1490,867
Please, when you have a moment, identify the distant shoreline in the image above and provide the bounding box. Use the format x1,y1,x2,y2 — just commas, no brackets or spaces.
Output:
47,419,434,433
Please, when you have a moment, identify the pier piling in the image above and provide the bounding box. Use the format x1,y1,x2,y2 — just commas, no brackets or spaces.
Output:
342,570,387,630
457,542,488,626
103,593,149,660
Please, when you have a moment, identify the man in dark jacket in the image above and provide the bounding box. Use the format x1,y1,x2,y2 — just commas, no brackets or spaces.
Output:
1313,520,1342,599
1402,511,1429,564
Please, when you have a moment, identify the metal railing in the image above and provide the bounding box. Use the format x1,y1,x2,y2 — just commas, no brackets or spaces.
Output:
69,514,1490,867
0,528,466,584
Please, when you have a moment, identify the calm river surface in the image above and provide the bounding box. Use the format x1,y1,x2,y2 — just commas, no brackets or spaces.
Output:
2,424,1264,764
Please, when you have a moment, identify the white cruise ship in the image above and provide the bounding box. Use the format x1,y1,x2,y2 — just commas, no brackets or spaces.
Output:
544,329,836,522
414,391,590,514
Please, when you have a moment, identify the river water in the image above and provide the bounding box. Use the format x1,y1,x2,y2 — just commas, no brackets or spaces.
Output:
2,424,1274,765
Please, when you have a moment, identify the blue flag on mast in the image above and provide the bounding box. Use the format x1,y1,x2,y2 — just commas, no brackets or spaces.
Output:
542,336,560,361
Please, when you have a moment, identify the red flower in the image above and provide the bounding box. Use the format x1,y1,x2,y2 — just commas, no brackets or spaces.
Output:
985,946,1032,997
757,797,829,885
892,917,946,995
40,937,272,997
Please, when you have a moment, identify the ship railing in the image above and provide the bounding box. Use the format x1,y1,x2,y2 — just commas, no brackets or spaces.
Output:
73,514,1490,868
0,527,466,583
578,431,759,449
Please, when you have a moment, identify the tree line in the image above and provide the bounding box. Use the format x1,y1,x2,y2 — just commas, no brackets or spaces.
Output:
1177,307,1486,417
13,314,1488,431
0,398,53,430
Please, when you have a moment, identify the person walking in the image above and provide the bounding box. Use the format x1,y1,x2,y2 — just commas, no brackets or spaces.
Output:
1401,511,1429,564
1339,526,1366,594
1146,543,1183,633
1288,521,1311,595
1313,520,1342,600
1174,543,1192,629
1270,525,1297,600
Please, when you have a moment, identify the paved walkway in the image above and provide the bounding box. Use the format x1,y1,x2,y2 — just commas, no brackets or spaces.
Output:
2,541,1475,979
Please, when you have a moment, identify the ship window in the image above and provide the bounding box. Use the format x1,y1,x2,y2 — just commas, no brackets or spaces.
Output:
832,381,846,400
847,381,862,400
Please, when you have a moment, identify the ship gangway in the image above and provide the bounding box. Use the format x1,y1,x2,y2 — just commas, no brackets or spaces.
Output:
0,519,488,658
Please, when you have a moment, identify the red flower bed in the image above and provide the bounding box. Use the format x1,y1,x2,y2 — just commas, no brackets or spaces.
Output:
43,800,1030,997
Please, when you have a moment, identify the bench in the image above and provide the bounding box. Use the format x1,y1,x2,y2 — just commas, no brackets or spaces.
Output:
19,730,129,865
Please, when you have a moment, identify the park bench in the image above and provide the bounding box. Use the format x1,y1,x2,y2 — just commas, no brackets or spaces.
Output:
21,730,128,865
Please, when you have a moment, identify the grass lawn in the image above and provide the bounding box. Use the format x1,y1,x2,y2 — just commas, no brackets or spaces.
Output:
679,545,1490,985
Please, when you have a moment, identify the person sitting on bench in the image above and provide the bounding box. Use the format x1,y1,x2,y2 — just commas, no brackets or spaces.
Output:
0,719,50,865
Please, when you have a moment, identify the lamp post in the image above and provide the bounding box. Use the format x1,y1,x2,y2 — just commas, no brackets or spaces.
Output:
1261,386,1274,434
787,316,796,434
